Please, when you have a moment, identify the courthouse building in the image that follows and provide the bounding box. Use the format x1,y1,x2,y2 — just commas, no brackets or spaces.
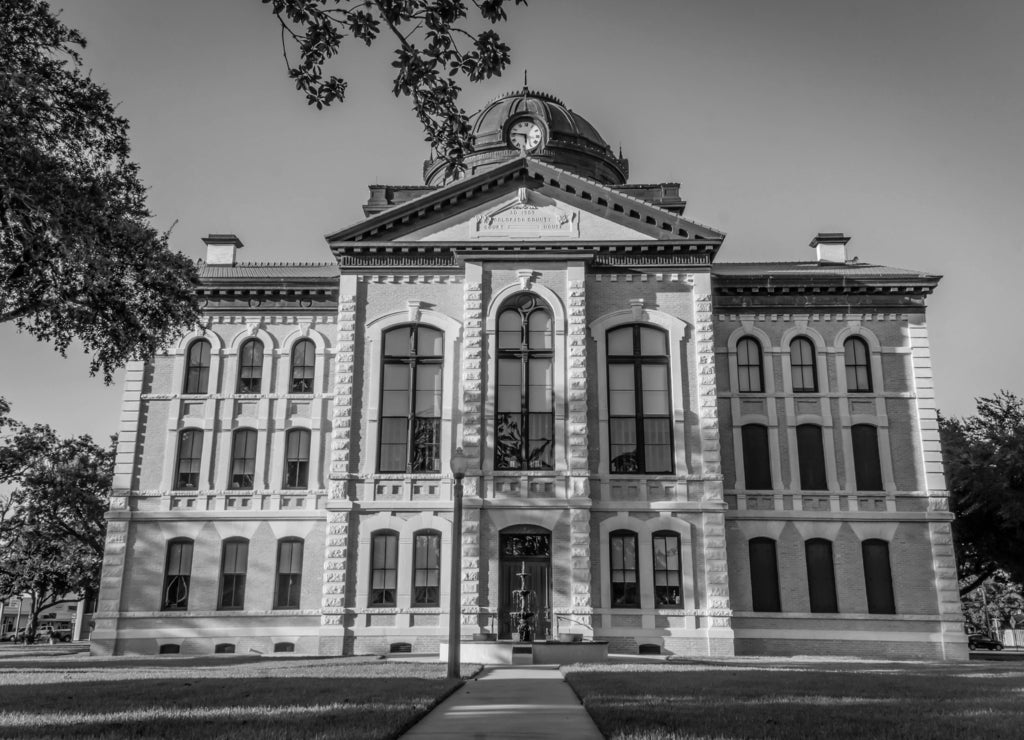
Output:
93,87,965,659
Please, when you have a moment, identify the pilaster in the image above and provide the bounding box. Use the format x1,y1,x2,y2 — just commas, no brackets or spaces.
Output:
459,263,484,625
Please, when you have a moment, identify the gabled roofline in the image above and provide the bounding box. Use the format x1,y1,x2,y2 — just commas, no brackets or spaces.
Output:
325,156,725,245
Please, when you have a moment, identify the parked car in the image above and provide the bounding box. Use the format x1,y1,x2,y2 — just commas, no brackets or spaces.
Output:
1,629,33,643
968,633,1004,651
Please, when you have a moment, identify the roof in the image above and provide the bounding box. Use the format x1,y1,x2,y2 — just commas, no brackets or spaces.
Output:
196,262,339,281
712,260,942,295
713,261,938,279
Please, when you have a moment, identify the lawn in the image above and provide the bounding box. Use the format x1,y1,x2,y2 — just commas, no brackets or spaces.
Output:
0,653,475,739
563,658,1024,740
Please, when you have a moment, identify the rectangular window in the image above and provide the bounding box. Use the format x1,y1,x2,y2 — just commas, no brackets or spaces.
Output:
805,539,838,613
741,424,772,490
219,540,248,610
274,539,304,609
175,430,203,490
652,532,682,607
412,532,441,607
852,424,884,491
162,540,193,610
749,538,781,612
370,532,398,606
796,424,828,490
230,430,257,489
285,430,311,489
610,531,639,607
862,539,896,614
737,338,764,393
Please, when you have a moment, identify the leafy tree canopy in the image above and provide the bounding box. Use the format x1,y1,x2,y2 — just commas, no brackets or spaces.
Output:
1,0,199,382
940,391,1024,596
0,403,111,641
266,0,528,174
960,571,1024,635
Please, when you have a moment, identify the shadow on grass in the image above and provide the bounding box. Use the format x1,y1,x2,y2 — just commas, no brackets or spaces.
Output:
0,674,460,740
563,661,1024,740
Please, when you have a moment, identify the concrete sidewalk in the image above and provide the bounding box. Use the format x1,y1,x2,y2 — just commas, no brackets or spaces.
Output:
400,665,603,739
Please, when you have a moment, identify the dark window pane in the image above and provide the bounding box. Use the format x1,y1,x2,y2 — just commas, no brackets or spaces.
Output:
790,338,818,392
411,418,441,472
370,532,398,606
844,337,873,392
749,538,781,612
528,310,552,350
643,418,672,473
384,326,412,356
863,539,896,614
652,532,682,607
237,339,263,393
852,424,884,491
275,539,303,609
290,340,315,393
175,430,203,490
285,429,311,488
796,424,828,490
495,412,523,470
413,531,441,606
527,413,554,470
806,539,838,613
742,424,772,490
184,340,211,394
163,540,193,610
639,327,667,355
498,310,522,349
379,418,409,473
230,430,257,489
737,338,764,393
610,531,640,607
417,327,443,356
219,539,248,609
607,326,633,355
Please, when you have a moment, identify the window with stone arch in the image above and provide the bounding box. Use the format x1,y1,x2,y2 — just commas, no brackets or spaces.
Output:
379,324,443,473
290,338,316,393
790,336,818,392
652,530,683,607
609,529,640,608
607,324,673,474
412,529,442,607
229,428,257,489
284,428,311,488
162,538,193,610
495,293,554,471
183,339,212,394
736,337,764,393
844,336,873,393
236,338,264,393
174,429,203,490
369,530,399,607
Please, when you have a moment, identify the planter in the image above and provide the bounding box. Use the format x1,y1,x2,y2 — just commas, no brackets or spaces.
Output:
558,632,583,643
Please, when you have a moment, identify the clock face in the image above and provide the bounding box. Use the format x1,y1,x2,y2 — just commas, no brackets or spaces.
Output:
509,120,543,151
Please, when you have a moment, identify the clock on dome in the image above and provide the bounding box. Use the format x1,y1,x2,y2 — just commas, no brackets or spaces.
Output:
508,119,543,152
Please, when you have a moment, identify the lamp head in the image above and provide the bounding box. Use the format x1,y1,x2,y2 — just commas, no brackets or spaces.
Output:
450,447,470,478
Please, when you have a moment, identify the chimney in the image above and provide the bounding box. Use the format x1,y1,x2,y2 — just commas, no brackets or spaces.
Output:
203,234,244,266
809,232,850,264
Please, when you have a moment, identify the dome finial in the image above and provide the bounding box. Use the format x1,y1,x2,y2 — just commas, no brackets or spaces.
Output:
523,69,528,89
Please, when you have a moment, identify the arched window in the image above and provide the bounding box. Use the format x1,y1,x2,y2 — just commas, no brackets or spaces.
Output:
748,537,781,612
805,538,838,613
652,531,682,607
290,339,316,393
174,429,203,490
844,337,872,393
741,424,772,490
236,338,264,394
796,424,827,490
495,294,554,470
789,337,818,392
162,538,193,610
183,339,211,394
862,539,896,614
284,429,311,488
370,531,399,606
609,530,639,608
607,324,672,474
218,538,249,610
230,429,257,489
412,530,441,607
736,337,764,393
379,325,443,472
274,538,304,609
852,424,883,491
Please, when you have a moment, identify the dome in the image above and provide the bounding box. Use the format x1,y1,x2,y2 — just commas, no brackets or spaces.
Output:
423,87,629,186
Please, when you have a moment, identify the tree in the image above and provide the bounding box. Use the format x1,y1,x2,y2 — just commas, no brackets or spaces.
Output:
1,0,199,383
940,391,1024,596
960,571,1024,636
266,0,528,175
0,412,111,643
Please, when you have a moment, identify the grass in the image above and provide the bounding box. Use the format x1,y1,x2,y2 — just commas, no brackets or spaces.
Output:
563,658,1024,740
0,653,477,739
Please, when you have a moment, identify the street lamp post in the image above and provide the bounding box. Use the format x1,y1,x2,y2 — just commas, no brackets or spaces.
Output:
447,447,470,679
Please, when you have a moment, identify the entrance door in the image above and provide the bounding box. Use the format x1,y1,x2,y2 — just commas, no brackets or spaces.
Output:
498,529,551,640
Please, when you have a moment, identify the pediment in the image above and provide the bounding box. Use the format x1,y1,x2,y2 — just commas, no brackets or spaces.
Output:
326,158,725,247
404,187,652,242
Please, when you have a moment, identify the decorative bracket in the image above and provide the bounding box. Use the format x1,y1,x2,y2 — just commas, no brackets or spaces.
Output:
517,270,539,291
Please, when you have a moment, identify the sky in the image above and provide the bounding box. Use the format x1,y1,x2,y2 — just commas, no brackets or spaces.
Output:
2,0,1023,442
